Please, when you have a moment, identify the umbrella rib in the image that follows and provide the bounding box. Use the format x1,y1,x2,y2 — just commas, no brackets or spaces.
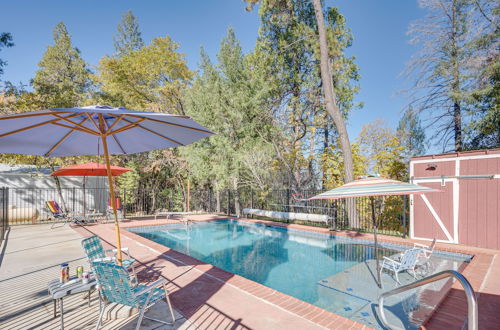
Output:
103,118,127,154
107,118,146,135
51,122,100,135
44,117,90,157
0,111,72,121
119,117,185,146
0,113,81,138
124,114,213,134
51,114,100,135
85,113,101,132
107,115,125,132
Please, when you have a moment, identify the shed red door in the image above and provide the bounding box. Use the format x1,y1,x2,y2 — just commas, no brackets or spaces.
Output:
458,157,500,249
412,181,455,243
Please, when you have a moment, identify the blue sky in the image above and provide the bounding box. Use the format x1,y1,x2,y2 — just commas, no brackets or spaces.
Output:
1,0,425,144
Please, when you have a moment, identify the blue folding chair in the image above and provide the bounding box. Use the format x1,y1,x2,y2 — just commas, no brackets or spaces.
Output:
81,235,137,280
92,261,176,330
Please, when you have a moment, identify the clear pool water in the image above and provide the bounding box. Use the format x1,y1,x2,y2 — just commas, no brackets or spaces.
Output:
129,219,470,328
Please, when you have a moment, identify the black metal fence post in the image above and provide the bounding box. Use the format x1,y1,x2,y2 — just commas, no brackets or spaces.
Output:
403,195,407,238
72,187,75,213
286,188,291,213
123,188,127,219
250,189,254,218
207,189,211,213
0,188,7,247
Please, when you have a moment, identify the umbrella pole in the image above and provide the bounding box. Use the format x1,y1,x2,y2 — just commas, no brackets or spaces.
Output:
100,132,123,265
83,176,86,217
370,196,382,288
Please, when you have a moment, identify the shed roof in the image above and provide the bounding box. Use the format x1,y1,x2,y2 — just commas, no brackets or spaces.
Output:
410,148,500,162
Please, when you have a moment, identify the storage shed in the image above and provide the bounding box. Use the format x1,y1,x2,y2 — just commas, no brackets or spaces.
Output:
410,148,500,250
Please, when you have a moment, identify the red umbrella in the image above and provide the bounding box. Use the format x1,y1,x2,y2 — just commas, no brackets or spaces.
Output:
52,162,133,216
51,162,132,177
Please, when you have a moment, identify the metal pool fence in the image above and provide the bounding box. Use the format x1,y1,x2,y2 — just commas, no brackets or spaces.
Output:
2,186,409,237
0,187,8,247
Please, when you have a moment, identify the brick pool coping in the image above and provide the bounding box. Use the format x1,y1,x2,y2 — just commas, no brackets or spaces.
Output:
74,217,367,329
77,215,500,329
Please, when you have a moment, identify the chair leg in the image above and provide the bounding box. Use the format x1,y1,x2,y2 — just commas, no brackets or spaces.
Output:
135,290,154,330
395,271,401,284
135,306,148,330
131,265,137,283
165,284,176,323
95,299,106,330
87,289,92,307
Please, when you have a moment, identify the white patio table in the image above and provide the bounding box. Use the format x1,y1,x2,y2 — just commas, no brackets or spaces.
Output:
47,276,98,329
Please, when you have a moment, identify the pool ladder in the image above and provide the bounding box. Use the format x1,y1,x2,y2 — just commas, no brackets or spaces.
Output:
378,270,477,330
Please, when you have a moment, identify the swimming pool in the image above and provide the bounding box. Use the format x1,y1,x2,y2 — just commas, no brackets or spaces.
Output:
129,219,471,328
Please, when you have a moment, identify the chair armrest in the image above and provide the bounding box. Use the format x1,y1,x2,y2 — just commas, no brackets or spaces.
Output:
105,247,131,258
133,279,167,297
383,256,400,265
92,257,114,263
109,247,129,253
419,247,432,258
413,242,428,249
115,247,131,258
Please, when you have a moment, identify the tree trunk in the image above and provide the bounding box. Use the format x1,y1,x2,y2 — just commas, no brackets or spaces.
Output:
451,0,462,151
312,0,354,185
233,177,240,217
216,189,221,213
454,101,462,151
322,123,329,190
151,186,157,214
312,0,358,226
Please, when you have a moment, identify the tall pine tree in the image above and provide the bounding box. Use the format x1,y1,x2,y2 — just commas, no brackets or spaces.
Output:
397,108,426,161
113,11,144,55
246,0,361,189
184,29,277,215
0,32,14,77
404,0,497,152
32,22,92,108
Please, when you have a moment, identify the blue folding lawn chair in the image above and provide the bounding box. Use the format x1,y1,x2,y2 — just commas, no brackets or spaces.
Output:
92,261,175,329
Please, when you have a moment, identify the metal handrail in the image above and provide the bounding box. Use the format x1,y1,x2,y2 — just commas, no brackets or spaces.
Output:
378,270,477,330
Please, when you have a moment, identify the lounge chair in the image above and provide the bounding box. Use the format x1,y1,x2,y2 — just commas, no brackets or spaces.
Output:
380,248,421,285
92,261,175,330
46,201,97,227
414,238,437,273
414,238,436,262
46,201,70,228
81,235,137,280
106,197,124,221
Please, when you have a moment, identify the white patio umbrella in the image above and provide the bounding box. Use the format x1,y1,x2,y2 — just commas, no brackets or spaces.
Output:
0,105,214,263
310,177,440,287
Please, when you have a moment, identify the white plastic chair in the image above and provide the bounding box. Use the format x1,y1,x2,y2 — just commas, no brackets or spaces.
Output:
413,238,436,267
380,248,422,285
